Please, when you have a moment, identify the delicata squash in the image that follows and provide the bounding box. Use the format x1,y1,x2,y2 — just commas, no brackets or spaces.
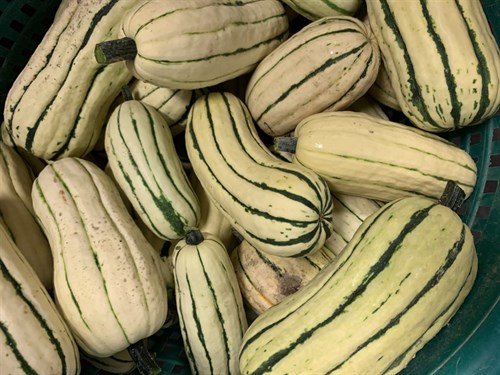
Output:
31,158,167,358
95,0,289,90
185,92,334,258
239,182,478,375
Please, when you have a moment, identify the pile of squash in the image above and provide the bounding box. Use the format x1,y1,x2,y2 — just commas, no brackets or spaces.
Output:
1,1,498,374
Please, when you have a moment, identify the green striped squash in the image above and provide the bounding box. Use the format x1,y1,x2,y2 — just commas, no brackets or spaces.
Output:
3,0,134,160
173,230,247,375
129,79,198,136
239,195,478,374
0,221,80,375
281,0,363,20
278,111,477,202
105,99,201,242
323,192,384,256
186,92,334,257
367,0,500,132
31,158,168,358
231,240,334,315
111,0,288,89
0,143,53,290
245,15,380,136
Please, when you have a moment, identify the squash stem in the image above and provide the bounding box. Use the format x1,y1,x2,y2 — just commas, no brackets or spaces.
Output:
185,229,204,245
438,181,465,212
273,136,297,153
95,37,137,64
127,340,161,375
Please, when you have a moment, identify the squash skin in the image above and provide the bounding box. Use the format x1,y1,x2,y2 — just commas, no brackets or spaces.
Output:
32,158,167,358
239,196,478,375
3,0,134,160
0,222,80,375
245,15,380,136
105,100,201,241
173,231,247,375
128,79,199,136
289,111,477,202
185,92,334,258
189,171,236,252
0,143,53,290
367,0,500,131
323,192,384,256
119,0,289,89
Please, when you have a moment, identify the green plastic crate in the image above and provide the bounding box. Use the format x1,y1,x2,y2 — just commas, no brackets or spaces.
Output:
0,1,498,374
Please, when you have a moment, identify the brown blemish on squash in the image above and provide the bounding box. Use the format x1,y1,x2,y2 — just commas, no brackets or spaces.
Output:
279,274,302,296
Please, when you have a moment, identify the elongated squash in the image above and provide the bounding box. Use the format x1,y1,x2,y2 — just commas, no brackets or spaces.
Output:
186,92,333,257
0,222,80,375
96,0,289,90
245,15,380,136
173,230,247,375
239,188,478,374
105,99,201,241
366,0,500,131
274,111,477,202
281,0,363,20
31,158,167,358
0,142,53,290
3,0,135,160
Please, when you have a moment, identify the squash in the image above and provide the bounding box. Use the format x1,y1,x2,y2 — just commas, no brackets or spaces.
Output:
31,157,167,358
239,183,478,374
366,0,500,131
3,0,135,160
173,230,247,375
0,142,53,290
95,0,289,89
105,99,201,241
185,92,333,257
245,15,380,136
0,221,80,375
274,111,477,202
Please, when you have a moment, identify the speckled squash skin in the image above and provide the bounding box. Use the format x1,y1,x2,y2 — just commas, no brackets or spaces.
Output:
32,157,167,358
